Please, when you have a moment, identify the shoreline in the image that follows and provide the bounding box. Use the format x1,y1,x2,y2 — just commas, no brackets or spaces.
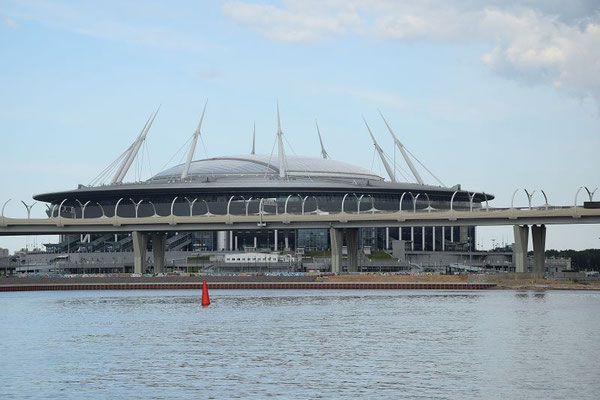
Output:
1,274,599,292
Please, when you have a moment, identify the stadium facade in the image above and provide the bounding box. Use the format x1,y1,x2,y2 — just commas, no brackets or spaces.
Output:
31,106,493,272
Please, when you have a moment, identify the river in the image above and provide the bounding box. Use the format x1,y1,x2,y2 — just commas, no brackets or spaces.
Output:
1,289,599,399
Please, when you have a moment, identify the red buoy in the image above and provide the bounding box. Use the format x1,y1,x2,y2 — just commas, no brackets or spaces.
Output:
201,281,211,307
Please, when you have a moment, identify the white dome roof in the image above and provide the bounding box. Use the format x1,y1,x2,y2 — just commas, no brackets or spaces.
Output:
152,155,383,181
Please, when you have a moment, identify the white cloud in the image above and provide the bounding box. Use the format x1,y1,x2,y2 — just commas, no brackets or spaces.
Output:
2,16,20,29
223,0,600,103
2,0,205,51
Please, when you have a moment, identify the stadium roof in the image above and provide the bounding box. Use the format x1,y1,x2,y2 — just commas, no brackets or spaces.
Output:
151,155,384,182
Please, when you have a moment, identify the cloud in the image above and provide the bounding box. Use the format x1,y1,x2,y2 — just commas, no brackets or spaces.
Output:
345,87,405,111
2,0,205,51
223,0,363,42
223,0,600,103
2,16,20,29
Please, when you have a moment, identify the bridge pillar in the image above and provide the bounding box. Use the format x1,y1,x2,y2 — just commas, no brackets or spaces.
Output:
513,225,529,273
441,227,445,251
217,231,227,251
132,231,148,274
345,228,359,273
330,228,343,273
152,233,166,274
532,224,546,277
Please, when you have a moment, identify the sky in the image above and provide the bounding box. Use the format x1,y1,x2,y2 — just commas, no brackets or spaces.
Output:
0,0,599,253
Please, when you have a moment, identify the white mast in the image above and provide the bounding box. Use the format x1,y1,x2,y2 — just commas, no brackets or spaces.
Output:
111,114,152,184
276,102,287,179
181,99,208,180
363,117,397,183
113,107,159,184
315,120,329,159
251,121,256,155
379,111,424,185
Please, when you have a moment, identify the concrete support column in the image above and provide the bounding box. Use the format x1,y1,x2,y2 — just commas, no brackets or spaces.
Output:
284,233,289,251
274,229,278,251
152,233,166,274
254,236,257,249
217,231,227,251
385,227,390,250
513,225,529,273
346,228,359,273
442,227,445,251
432,227,436,252
450,226,454,243
422,227,425,251
229,231,233,251
132,231,148,274
532,224,546,277
234,235,238,251
411,227,414,251
330,228,343,273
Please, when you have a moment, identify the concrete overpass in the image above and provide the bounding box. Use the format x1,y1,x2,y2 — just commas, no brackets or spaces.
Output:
2,198,599,275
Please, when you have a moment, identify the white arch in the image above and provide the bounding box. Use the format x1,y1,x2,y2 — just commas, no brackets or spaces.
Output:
540,190,549,211
468,192,477,212
354,194,364,214
524,189,536,210
96,202,107,218
301,195,320,215
57,198,68,226
184,197,198,217
148,201,159,217
245,197,253,216
284,194,303,217
1,199,11,226
510,188,522,210
170,196,179,216
258,198,266,226
227,195,246,217
129,198,144,218
413,193,421,213
21,201,37,219
113,198,124,226
450,191,460,212
398,192,411,220
585,186,598,202
76,199,91,219
340,193,350,217
482,192,490,212
421,193,432,212
574,186,584,216
201,200,212,216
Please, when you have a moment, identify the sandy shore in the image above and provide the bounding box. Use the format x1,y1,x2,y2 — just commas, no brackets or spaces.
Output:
0,273,598,291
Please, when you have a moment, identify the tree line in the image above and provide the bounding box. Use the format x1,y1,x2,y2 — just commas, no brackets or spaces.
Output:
544,249,600,271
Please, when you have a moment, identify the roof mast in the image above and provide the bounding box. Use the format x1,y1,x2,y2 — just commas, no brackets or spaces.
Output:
276,102,287,179
181,99,208,180
251,121,256,155
112,107,159,184
378,111,424,185
363,117,397,183
315,120,329,159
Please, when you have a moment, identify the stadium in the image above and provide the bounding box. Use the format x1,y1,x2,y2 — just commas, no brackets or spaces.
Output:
29,107,494,272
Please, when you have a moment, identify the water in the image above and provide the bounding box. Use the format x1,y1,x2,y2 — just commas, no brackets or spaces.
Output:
1,289,599,399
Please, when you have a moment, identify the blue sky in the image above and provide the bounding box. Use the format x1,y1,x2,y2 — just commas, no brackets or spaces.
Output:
1,0,599,252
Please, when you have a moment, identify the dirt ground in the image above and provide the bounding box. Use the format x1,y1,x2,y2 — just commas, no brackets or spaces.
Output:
322,273,600,290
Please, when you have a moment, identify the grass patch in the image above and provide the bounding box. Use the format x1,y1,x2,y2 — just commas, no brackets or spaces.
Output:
368,250,394,260
305,250,331,257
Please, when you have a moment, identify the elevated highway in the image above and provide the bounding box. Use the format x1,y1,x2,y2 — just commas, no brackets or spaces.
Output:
2,201,599,276
1,206,599,235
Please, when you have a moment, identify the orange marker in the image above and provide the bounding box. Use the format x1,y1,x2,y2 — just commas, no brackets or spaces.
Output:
201,280,211,307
